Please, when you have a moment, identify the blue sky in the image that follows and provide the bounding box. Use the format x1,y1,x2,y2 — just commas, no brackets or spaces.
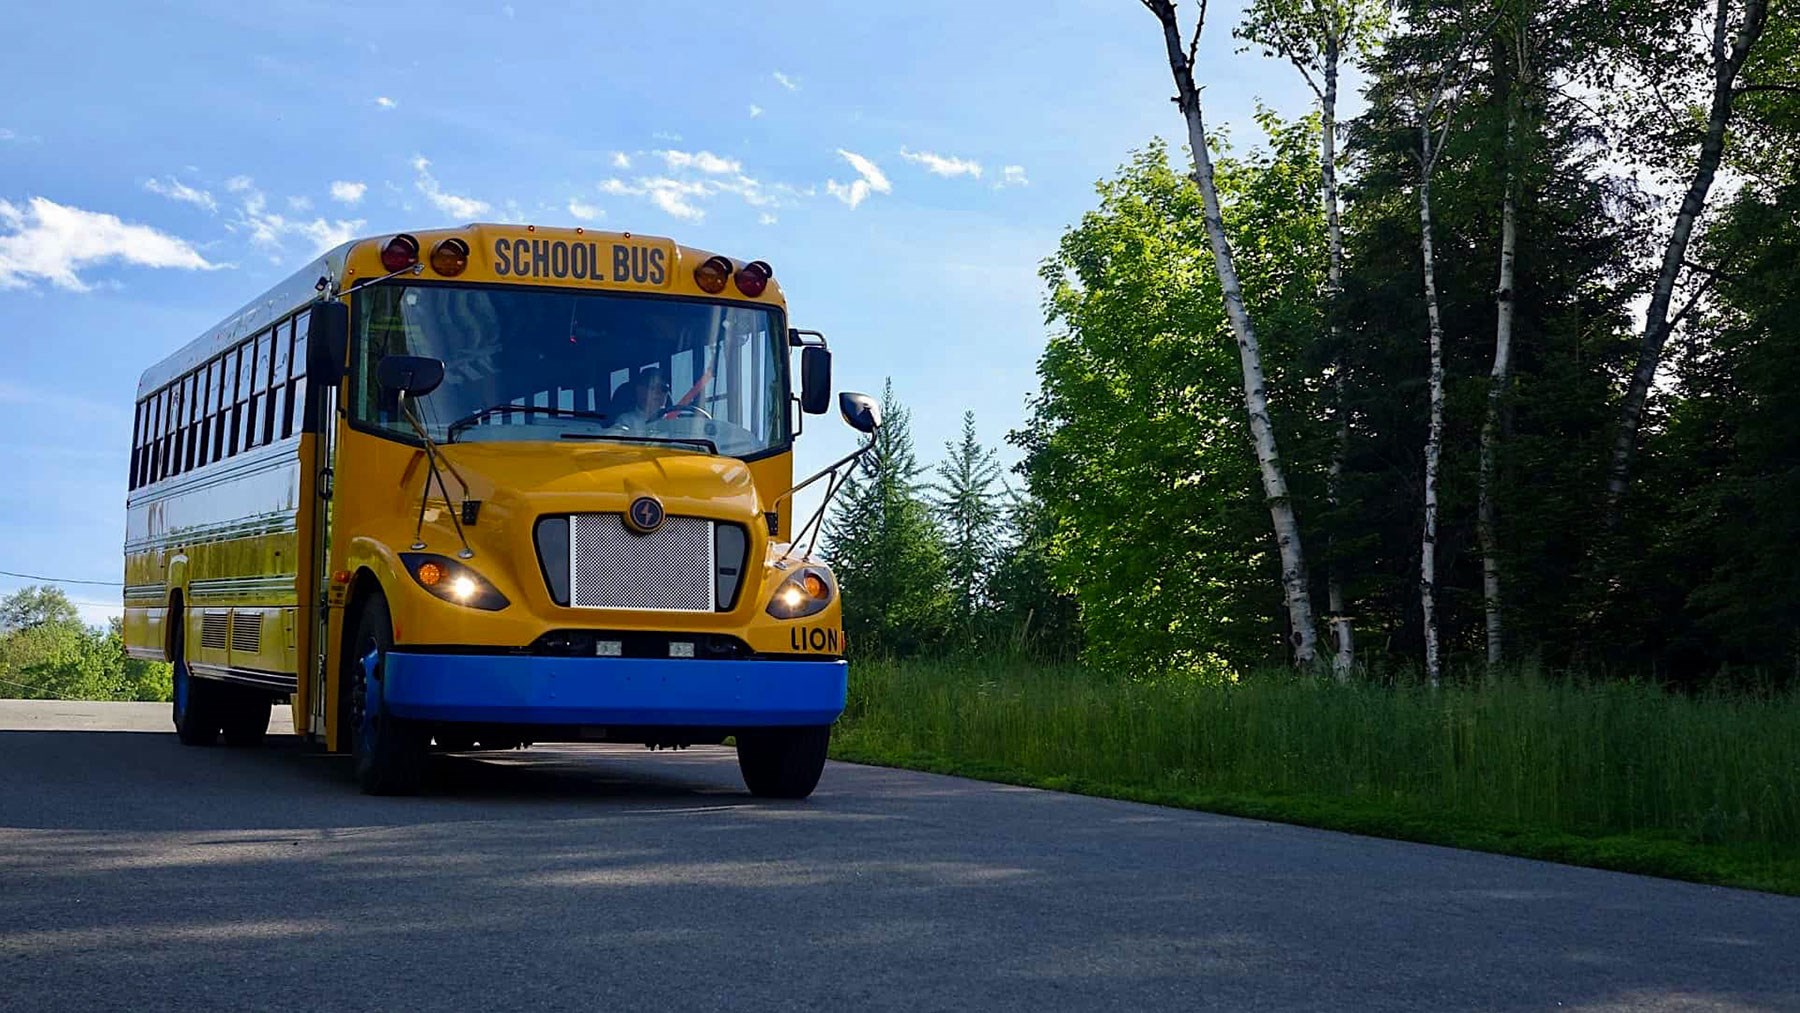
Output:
0,0,1321,624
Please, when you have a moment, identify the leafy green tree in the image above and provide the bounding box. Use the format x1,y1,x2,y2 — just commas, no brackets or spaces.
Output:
985,490,1083,659
823,381,952,657
927,411,1005,632
1,585,81,633
1022,123,1330,672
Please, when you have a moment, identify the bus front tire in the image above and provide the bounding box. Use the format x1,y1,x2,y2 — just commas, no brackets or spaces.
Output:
172,619,222,747
736,726,831,799
348,594,428,796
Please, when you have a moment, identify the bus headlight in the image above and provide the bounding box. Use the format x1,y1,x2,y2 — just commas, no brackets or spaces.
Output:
765,566,833,619
400,553,510,611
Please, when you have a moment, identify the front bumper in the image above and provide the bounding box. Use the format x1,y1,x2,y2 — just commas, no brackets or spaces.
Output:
380,652,847,727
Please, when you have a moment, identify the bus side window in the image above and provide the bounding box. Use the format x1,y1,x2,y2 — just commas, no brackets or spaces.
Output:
210,354,228,464
261,326,281,444
289,315,309,436
227,344,245,458
183,372,200,474
148,388,164,484
128,401,143,490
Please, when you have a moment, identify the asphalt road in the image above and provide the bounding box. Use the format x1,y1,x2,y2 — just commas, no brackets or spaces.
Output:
1,701,1795,1012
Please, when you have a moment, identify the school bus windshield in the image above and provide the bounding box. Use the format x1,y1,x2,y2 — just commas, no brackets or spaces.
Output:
352,283,790,458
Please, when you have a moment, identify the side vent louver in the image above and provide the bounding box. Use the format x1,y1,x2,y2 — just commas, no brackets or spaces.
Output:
200,612,229,652
230,612,263,655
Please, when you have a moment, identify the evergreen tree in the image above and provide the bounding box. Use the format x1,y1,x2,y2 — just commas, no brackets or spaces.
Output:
927,411,1004,632
986,490,1083,659
822,381,951,657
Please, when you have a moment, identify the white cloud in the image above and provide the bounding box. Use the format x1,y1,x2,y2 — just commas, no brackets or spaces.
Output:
0,197,219,291
224,175,255,193
411,156,490,219
567,198,603,221
749,104,764,118
375,96,397,109
329,180,367,204
772,71,799,91
826,149,891,209
759,213,777,226
899,147,983,179
287,195,312,212
657,149,742,175
143,177,218,214
230,183,364,255
611,152,632,169
997,164,1029,188
600,177,709,222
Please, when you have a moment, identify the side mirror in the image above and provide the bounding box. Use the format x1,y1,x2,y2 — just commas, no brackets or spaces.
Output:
839,391,880,434
800,346,832,415
376,355,445,397
306,301,350,384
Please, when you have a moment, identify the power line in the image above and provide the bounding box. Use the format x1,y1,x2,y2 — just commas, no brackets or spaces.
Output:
0,675,84,701
0,569,122,587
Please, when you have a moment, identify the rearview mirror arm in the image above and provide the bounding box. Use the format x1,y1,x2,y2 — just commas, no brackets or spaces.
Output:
776,437,878,562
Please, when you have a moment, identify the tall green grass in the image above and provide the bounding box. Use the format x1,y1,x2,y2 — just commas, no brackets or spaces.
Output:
833,659,1800,894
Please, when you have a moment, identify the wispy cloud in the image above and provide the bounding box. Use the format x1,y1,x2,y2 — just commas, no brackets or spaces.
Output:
611,152,632,170
329,180,367,204
567,198,603,222
224,178,363,255
826,149,891,209
599,177,709,222
772,71,799,91
287,195,312,212
0,197,219,291
656,150,742,175
899,147,983,179
749,104,764,118
143,176,218,214
0,128,40,145
996,164,1029,188
758,213,777,226
375,96,398,109
412,156,490,219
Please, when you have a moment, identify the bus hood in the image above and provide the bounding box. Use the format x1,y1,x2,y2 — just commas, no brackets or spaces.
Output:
427,441,764,525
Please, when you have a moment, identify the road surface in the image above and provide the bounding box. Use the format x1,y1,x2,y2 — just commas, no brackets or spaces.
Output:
1,700,1794,1011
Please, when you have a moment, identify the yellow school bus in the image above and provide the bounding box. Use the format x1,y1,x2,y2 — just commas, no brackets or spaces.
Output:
123,224,879,796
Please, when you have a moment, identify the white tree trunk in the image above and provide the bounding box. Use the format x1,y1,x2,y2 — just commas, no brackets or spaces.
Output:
1418,151,1446,689
1604,0,1768,525
1146,0,1319,665
1479,56,1522,669
1322,47,1355,682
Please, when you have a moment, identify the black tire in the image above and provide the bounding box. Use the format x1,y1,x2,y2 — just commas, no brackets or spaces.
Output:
171,612,221,747
736,726,832,799
219,688,272,748
348,593,428,795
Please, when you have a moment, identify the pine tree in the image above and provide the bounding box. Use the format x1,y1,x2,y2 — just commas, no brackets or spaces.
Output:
821,380,951,657
927,411,1004,633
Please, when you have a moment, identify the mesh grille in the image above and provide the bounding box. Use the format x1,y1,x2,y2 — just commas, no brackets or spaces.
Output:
570,514,715,611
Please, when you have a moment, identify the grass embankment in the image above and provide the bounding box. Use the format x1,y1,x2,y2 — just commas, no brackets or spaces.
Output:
831,659,1800,895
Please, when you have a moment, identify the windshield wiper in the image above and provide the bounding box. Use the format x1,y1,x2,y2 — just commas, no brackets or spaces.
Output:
446,404,613,441
559,432,718,454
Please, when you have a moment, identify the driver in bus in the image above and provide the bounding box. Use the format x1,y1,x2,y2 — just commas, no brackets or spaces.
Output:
611,361,711,429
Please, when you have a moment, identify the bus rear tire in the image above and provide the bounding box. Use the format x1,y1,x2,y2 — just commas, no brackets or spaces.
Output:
736,725,831,799
220,689,272,748
171,615,221,747
348,593,428,796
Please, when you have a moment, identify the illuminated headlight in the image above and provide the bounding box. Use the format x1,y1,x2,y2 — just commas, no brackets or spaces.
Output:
765,566,834,619
400,553,510,611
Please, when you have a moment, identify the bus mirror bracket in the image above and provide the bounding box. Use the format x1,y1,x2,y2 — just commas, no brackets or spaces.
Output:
306,301,350,385
775,399,883,561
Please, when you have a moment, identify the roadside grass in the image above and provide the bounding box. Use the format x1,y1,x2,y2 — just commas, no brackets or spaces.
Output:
830,658,1800,896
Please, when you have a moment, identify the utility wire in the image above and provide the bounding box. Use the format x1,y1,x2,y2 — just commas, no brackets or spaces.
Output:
0,569,123,587
0,675,84,701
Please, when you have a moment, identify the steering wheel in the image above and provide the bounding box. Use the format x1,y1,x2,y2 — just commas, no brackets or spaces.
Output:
659,403,713,420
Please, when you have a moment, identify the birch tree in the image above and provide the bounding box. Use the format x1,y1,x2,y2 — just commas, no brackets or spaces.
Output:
1602,0,1772,527
1403,15,1485,687
1142,0,1321,666
1237,0,1388,680
1479,8,1532,667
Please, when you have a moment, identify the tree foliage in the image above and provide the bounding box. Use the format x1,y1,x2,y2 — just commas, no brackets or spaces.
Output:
0,587,171,701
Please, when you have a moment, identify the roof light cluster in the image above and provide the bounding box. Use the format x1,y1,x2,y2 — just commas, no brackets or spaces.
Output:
381,233,469,277
694,255,774,297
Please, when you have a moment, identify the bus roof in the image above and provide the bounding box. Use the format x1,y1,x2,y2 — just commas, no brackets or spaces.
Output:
135,226,787,398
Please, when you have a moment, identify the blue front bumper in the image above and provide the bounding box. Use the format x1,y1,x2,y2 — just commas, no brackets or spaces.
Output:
381,652,847,728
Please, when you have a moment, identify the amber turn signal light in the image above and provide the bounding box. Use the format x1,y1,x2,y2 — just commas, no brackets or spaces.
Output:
429,237,470,276
694,255,732,294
